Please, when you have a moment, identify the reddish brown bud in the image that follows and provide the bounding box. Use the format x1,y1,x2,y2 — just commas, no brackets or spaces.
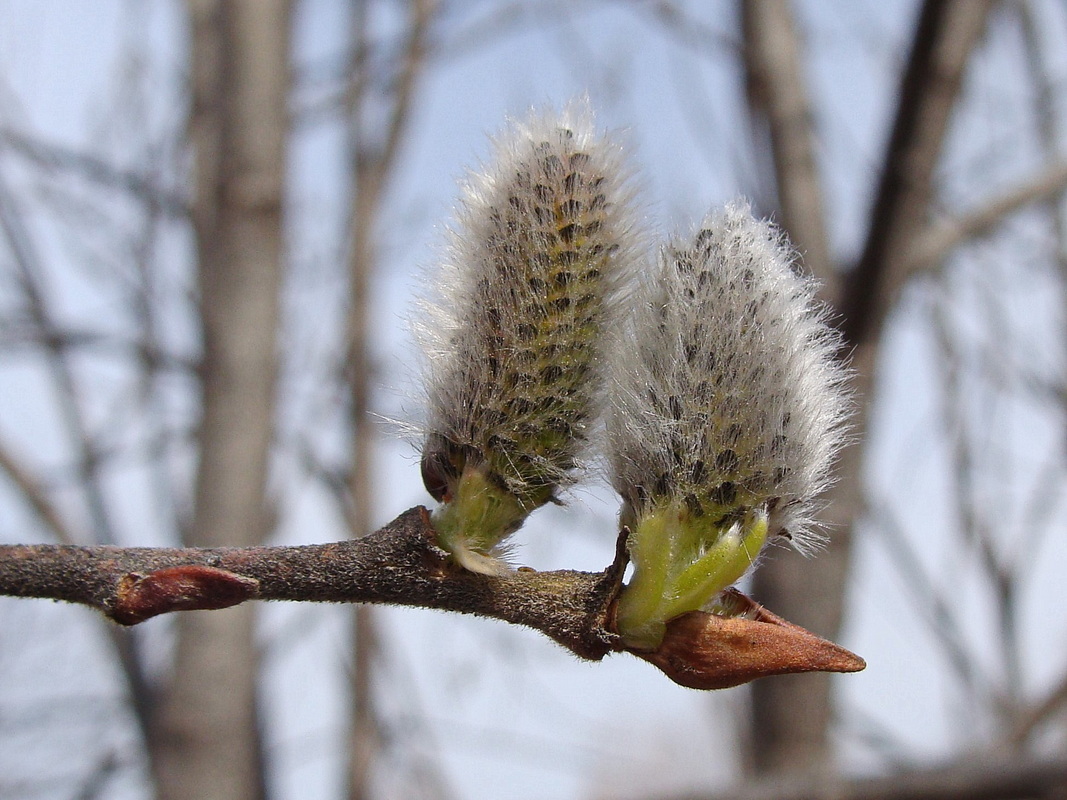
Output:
630,589,865,690
112,565,260,625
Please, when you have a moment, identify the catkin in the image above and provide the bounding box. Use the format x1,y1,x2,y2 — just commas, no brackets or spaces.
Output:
609,203,849,549
417,102,640,573
607,203,850,647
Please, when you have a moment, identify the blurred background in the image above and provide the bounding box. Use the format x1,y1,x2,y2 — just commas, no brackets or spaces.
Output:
1,1,1067,798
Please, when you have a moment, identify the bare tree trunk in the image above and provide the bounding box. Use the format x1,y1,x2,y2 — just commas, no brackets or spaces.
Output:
345,10,382,799
344,3,433,798
741,0,993,776
741,1,834,297
740,0,839,776
153,3,291,799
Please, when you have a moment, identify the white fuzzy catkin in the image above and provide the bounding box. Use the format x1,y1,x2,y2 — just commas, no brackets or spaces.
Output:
417,102,641,568
607,202,849,552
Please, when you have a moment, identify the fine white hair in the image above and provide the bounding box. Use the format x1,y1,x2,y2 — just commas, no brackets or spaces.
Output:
415,99,644,509
607,202,851,551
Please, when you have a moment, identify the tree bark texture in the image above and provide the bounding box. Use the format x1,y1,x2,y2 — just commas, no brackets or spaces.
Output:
153,3,291,800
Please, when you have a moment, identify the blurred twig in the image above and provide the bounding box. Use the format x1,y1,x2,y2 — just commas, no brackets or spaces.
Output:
0,127,187,217
0,170,117,546
342,1,435,798
667,755,1067,800
910,161,1067,275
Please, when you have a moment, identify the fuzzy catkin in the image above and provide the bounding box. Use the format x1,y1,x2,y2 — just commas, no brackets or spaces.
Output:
608,202,850,552
417,103,640,571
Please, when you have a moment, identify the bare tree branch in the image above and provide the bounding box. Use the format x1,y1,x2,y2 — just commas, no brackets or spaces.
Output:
0,170,118,545
740,0,994,777
341,2,435,796
0,506,866,690
0,126,188,217
151,2,293,798
1008,668,1067,747
866,499,991,698
740,0,844,775
0,436,80,546
842,0,995,346
741,0,835,297
663,755,1067,800
639,1,739,57
910,160,1067,274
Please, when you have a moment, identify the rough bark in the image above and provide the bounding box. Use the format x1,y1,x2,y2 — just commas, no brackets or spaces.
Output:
741,0,993,776
152,3,291,799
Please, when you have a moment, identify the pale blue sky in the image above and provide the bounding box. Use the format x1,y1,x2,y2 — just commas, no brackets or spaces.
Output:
3,2,1067,799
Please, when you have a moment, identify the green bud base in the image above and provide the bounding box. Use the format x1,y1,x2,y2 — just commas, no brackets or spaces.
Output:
431,464,528,575
615,503,768,650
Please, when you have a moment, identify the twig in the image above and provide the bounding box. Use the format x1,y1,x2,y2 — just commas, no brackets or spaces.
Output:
0,506,865,690
1007,668,1067,747
665,755,1067,800
0,169,117,545
866,499,990,698
910,160,1067,274
0,126,187,217
342,4,434,795
0,435,80,545
0,507,622,654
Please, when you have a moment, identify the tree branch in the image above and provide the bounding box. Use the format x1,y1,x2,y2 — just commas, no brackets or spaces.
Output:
909,159,1067,274
741,0,836,299
0,126,188,217
0,507,622,657
664,755,1067,800
0,506,865,689
0,435,80,546
842,0,995,347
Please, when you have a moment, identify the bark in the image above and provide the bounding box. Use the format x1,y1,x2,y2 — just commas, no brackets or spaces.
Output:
0,509,617,652
741,0,993,776
152,3,291,799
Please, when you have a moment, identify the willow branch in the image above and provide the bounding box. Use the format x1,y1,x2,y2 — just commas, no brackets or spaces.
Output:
0,507,625,660
0,505,865,689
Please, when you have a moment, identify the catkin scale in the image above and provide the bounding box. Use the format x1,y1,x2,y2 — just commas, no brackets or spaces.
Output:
418,104,639,573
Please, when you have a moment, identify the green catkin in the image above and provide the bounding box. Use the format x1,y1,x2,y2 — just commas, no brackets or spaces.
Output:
417,103,640,574
608,203,850,648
